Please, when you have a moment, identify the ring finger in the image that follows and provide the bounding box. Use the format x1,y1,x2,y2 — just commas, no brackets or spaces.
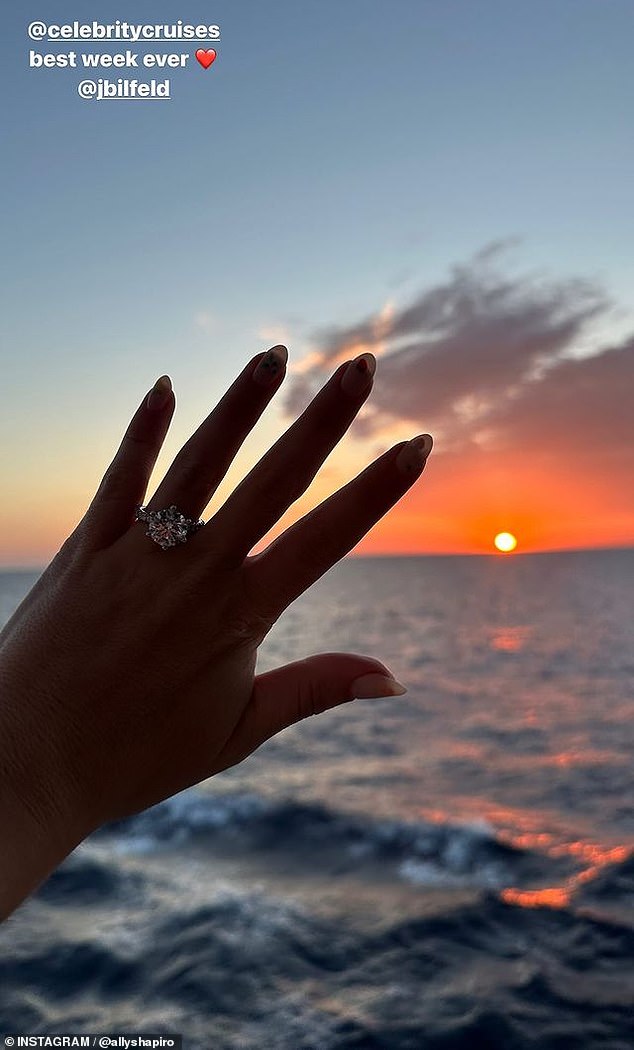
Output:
142,345,288,523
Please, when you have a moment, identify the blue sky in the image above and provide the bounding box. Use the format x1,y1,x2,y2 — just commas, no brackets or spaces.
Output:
2,1,633,564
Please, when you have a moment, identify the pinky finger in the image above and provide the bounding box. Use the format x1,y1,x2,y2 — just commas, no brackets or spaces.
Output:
246,434,433,621
79,376,175,550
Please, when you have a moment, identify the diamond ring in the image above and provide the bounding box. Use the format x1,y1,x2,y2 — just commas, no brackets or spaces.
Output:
134,504,205,550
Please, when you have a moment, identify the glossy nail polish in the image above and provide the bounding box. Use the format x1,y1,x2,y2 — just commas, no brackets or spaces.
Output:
350,673,408,699
253,345,288,386
395,434,433,475
340,353,376,397
147,375,172,411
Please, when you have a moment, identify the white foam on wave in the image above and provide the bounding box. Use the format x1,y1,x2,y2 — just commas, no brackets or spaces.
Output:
99,788,527,891
399,855,506,889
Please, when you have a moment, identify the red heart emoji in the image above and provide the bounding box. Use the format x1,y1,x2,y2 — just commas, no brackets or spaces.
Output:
195,49,217,70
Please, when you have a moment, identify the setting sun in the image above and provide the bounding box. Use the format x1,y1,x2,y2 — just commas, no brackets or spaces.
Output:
494,532,518,553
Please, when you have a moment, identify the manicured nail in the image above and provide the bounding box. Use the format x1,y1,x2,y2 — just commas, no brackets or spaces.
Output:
395,433,433,475
350,673,408,700
147,375,172,411
253,345,288,386
340,353,376,397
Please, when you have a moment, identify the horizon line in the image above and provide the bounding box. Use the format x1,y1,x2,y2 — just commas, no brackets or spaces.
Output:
2,542,633,574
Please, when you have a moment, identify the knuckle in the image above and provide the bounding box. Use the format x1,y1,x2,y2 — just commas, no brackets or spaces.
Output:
97,464,130,504
296,672,321,719
230,608,276,646
174,453,200,487
253,463,308,515
174,455,219,504
123,426,152,452
212,576,278,647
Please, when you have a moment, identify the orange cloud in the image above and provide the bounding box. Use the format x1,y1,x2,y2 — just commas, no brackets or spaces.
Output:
283,243,634,554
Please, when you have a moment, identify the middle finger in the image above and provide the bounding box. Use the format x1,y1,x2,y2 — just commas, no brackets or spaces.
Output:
202,353,376,562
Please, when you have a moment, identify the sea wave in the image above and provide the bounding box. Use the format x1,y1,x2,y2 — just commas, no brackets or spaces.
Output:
2,789,632,1047
92,788,576,892
3,877,633,1048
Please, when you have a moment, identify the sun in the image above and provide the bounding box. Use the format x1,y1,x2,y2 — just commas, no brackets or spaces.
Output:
494,532,517,553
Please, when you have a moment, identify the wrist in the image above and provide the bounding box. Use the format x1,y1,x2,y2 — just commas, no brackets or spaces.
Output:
0,682,89,920
0,778,85,920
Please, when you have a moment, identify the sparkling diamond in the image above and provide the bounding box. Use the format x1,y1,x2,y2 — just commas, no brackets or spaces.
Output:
136,504,202,550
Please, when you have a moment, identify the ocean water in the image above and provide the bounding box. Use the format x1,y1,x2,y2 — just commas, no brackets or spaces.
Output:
1,550,633,1049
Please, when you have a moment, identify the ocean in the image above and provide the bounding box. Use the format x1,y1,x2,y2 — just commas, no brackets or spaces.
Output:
1,550,633,1049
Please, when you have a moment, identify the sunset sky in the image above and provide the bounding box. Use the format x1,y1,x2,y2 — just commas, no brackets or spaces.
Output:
2,1,633,567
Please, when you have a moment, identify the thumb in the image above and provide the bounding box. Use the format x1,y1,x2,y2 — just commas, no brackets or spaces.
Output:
213,654,407,775
255,653,408,729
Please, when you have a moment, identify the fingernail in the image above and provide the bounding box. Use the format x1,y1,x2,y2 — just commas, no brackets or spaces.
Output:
395,433,433,476
147,375,172,411
350,673,408,700
253,345,288,386
340,353,376,397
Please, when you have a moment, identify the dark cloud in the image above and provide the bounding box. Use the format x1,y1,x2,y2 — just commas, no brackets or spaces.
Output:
485,336,634,455
283,243,633,464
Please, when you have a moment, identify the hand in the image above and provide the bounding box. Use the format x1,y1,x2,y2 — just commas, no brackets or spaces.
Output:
0,346,432,917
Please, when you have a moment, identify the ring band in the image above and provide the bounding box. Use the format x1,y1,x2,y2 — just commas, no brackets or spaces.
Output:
134,504,205,549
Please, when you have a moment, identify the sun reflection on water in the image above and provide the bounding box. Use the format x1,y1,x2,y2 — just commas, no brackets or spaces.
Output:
488,625,532,652
418,803,632,910
502,843,630,909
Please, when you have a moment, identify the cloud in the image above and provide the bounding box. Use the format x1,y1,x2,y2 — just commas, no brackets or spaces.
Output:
282,242,633,465
194,310,215,334
257,322,294,347
484,335,634,456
